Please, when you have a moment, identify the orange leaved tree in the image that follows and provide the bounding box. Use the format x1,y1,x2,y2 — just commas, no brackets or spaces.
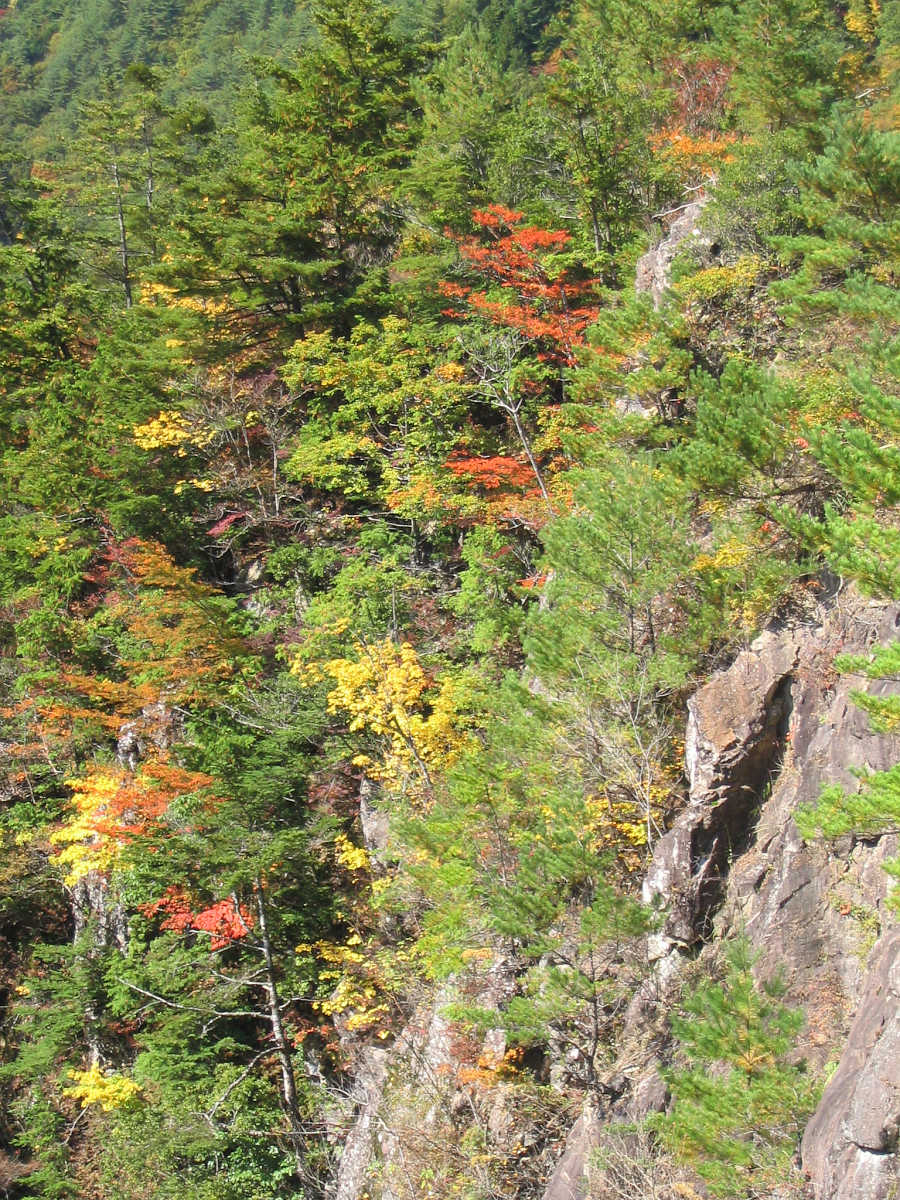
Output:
440,206,603,511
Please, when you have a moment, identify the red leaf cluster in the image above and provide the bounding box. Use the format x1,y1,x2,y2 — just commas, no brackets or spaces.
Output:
444,453,537,491
208,511,250,538
442,206,602,366
142,887,253,950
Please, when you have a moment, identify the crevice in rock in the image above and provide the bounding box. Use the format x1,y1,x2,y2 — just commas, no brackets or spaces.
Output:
691,672,796,939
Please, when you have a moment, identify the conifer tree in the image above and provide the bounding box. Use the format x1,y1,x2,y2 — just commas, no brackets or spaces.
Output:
712,0,848,134
542,30,659,259
522,453,696,848
651,938,818,1197
162,0,432,347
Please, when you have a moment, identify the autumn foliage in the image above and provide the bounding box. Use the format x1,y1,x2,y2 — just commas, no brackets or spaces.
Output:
141,888,254,951
35,540,240,884
441,206,603,366
295,638,468,800
444,453,537,492
49,762,216,883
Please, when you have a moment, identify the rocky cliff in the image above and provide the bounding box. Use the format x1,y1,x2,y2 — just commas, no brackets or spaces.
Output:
334,588,900,1200
327,198,899,1200
546,588,900,1200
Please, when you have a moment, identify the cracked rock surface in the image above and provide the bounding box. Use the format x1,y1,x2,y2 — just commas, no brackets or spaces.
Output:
801,929,900,1200
575,593,900,1200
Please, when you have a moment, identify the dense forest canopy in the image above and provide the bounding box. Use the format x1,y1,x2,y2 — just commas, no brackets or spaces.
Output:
0,0,897,1195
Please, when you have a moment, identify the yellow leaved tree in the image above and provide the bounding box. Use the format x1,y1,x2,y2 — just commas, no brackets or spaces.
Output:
49,761,216,886
294,639,468,803
63,1065,141,1111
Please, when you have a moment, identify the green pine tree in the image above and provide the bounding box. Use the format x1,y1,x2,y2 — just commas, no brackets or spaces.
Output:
651,938,819,1197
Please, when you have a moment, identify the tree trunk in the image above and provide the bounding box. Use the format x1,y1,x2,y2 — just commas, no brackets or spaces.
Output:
507,401,555,516
111,160,133,308
252,878,307,1179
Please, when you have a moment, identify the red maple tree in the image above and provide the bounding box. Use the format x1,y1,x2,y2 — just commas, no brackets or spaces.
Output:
440,205,603,367
142,887,254,951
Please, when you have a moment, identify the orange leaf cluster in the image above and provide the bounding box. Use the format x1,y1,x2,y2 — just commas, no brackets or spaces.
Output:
442,205,603,366
444,453,537,491
50,761,219,883
651,127,737,177
102,762,217,837
517,572,548,590
142,887,253,951
30,538,245,748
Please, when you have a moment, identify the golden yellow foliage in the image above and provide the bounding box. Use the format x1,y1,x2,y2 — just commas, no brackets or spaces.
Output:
50,757,215,886
691,537,753,572
676,256,763,303
294,639,468,799
49,768,125,884
432,361,466,382
132,410,214,454
334,833,370,872
296,938,392,1033
138,280,231,320
63,1065,141,1111
844,0,879,43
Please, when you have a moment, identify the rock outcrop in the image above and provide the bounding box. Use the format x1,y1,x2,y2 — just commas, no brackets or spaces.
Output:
643,625,798,970
554,590,899,1200
686,597,900,1200
338,590,899,1200
334,1047,390,1200
801,928,900,1200
539,1108,600,1200
635,194,710,308
334,965,523,1200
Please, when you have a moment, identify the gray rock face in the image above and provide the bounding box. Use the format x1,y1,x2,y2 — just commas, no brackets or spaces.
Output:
639,593,900,1199
116,702,183,770
331,991,452,1200
801,929,900,1200
334,1048,390,1200
539,1108,600,1200
359,776,391,861
635,196,710,308
643,627,799,965
334,963,520,1200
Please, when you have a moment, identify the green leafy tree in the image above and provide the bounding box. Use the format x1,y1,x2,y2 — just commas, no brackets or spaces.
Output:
446,523,530,655
651,938,819,1197
282,316,468,535
542,31,661,260
163,0,432,348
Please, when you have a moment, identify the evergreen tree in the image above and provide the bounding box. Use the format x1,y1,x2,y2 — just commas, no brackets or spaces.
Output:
541,21,662,260
403,24,522,228
162,0,432,348
651,939,819,1197
712,0,848,134
523,453,697,848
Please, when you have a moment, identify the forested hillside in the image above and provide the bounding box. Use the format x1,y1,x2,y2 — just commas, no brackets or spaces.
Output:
0,0,898,1196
